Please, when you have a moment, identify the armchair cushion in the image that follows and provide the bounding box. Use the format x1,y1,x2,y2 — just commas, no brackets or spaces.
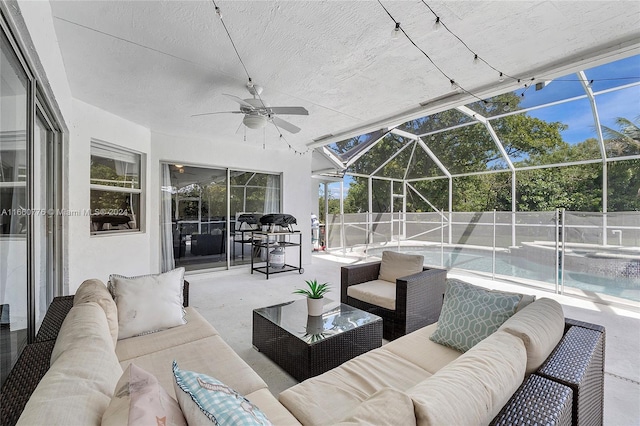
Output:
346,279,396,310
378,251,424,283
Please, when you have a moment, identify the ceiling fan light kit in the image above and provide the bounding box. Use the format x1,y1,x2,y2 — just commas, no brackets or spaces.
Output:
194,84,308,134
242,114,268,129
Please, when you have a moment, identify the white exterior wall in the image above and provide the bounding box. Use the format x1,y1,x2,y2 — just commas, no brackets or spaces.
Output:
17,1,73,122
149,132,312,275
66,99,151,291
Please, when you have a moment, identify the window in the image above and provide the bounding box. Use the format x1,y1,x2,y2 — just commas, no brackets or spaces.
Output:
90,141,143,234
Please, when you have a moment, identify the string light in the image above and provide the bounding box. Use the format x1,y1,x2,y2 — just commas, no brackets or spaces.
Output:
420,1,520,84
433,16,441,32
498,72,505,82
377,0,490,103
391,22,401,39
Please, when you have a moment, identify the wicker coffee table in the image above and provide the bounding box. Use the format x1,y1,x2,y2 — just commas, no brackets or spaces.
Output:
252,299,382,381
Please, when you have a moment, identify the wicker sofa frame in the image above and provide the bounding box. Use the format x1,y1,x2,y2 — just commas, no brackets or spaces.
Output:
1,279,605,426
0,281,189,426
341,261,447,340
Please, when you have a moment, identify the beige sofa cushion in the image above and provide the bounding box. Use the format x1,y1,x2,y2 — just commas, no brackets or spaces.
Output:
335,388,417,426
18,302,123,426
383,323,462,374
116,307,219,361
245,389,302,426
120,334,267,398
498,297,565,373
408,330,526,426
74,278,119,345
279,347,431,425
51,300,115,365
379,251,424,283
109,267,186,339
347,279,396,310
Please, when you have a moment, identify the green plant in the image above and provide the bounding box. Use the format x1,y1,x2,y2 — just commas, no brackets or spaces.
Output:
293,279,330,299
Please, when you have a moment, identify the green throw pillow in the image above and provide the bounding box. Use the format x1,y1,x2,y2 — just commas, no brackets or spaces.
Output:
429,279,522,352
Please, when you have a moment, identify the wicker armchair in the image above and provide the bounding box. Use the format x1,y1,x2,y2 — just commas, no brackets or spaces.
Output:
341,259,447,340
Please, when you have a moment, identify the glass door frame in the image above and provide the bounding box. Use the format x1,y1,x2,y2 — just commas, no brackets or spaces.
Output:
162,162,282,273
1,7,64,344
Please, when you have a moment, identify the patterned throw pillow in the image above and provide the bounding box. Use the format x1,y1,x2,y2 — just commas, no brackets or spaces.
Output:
429,279,522,352
172,361,272,426
102,363,186,426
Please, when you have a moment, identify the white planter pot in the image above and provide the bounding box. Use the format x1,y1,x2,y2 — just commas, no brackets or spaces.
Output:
306,297,324,316
305,314,325,334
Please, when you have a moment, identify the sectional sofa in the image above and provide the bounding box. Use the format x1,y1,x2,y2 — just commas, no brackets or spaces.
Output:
1,276,604,425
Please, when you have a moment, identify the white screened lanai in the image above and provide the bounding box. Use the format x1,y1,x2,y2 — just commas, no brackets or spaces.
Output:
314,54,640,306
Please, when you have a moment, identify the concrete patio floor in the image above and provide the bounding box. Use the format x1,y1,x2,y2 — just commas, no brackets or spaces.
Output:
187,252,640,425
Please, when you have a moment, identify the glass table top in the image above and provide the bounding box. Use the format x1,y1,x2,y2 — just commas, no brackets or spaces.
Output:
254,299,381,344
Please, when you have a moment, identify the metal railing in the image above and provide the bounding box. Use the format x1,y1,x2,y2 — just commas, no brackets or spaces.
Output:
324,210,640,303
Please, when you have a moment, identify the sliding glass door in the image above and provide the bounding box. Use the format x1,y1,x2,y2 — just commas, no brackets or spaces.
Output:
161,164,281,272
1,13,62,387
0,27,29,385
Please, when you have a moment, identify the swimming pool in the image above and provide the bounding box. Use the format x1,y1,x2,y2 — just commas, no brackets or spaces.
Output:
367,245,640,302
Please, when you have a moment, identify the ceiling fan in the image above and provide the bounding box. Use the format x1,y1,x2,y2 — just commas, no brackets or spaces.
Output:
193,81,309,134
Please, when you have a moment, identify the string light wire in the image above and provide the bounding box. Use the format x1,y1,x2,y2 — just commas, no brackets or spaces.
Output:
420,1,519,82
377,0,494,104
209,0,309,154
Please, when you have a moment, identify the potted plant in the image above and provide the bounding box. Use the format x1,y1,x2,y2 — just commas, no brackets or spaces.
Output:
294,279,330,316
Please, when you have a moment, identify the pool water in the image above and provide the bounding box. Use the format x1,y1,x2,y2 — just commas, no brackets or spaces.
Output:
367,246,640,302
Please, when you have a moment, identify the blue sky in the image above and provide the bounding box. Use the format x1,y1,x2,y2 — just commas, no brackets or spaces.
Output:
324,55,639,199
523,55,639,144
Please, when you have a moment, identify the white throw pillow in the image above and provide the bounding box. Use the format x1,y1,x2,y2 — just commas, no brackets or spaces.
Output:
109,268,186,339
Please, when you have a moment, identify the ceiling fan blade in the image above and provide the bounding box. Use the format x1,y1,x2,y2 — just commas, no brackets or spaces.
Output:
223,94,256,109
191,111,242,117
271,116,301,134
267,106,309,116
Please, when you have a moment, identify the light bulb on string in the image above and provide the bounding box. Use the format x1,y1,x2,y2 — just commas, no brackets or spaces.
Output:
498,72,505,82
473,54,479,65
215,6,222,19
391,22,401,39
433,16,441,32
450,79,458,90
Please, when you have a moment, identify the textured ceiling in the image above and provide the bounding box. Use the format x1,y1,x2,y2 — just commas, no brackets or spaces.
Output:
49,1,640,151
